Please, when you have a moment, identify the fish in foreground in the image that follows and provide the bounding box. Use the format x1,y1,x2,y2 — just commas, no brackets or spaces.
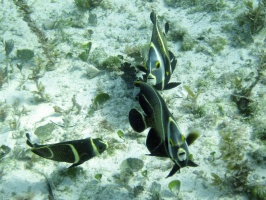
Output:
129,81,199,177
26,133,108,168
138,11,180,90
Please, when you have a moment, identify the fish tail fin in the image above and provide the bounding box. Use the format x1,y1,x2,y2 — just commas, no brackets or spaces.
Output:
129,109,147,132
26,133,42,148
26,133,34,147
150,11,156,25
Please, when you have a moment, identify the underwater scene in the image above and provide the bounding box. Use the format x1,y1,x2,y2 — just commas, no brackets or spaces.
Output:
0,0,266,199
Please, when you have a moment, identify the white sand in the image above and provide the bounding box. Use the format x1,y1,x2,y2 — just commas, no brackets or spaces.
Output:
0,0,265,199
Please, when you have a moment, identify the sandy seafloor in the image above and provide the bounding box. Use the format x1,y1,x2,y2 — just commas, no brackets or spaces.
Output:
0,0,266,199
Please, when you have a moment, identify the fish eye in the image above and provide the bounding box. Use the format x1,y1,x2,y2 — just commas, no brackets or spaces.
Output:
95,140,106,152
97,144,105,152
155,61,160,69
177,148,186,161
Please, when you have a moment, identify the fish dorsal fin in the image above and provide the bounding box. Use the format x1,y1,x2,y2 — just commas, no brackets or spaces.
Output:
165,22,169,34
150,11,156,25
129,109,147,133
169,50,177,72
166,164,180,178
139,93,153,117
186,130,200,146
146,128,168,157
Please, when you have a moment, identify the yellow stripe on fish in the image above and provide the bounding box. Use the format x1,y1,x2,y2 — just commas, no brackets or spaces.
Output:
26,133,108,168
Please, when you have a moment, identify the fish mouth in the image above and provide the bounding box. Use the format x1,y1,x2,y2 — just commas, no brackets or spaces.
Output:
147,74,156,80
147,77,156,85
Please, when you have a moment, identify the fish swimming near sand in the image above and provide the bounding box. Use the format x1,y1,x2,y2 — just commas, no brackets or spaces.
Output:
129,81,199,177
26,133,108,168
138,11,180,90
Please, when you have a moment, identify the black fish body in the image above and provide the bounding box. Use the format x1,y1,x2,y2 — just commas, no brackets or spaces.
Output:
129,81,175,157
144,11,180,90
26,133,108,168
129,81,198,177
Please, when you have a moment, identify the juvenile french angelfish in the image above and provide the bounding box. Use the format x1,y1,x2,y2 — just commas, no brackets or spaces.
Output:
26,133,108,168
139,11,180,90
129,81,199,177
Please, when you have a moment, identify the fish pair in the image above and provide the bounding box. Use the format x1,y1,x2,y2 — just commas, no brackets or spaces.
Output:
138,11,180,90
129,81,199,177
26,133,108,168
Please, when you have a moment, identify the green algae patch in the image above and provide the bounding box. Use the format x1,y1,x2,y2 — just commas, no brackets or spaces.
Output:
168,180,181,196
34,123,56,141
117,158,144,185
74,0,103,9
99,56,122,71
207,36,227,53
93,93,110,107
117,130,124,139
17,49,34,62
120,158,144,172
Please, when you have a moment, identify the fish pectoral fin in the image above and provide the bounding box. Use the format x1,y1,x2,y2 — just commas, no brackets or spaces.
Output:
136,65,148,73
146,128,168,157
129,109,147,132
164,82,181,90
187,160,198,167
169,50,177,72
186,131,200,146
166,164,180,178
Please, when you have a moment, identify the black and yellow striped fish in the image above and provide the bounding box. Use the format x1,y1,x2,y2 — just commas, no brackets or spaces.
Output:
129,81,199,177
26,133,108,168
139,11,180,90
